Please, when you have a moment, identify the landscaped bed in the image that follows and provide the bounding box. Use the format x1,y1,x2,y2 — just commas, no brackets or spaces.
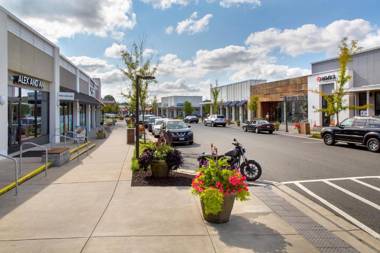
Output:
131,169,193,187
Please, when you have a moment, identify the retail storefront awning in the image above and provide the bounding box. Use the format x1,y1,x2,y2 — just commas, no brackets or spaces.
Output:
346,84,380,92
60,87,103,105
229,101,239,106
237,100,247,106
224,101,232,106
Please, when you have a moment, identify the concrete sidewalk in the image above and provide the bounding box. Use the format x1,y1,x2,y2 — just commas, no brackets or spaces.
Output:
0,122,377,252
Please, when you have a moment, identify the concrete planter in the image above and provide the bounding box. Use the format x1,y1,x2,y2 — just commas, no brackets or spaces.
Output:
126,128,135,144
150,160,169,178
201,194,235,223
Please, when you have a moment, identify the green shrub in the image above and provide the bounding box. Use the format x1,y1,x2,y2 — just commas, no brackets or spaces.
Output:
311,132,321,139
131,157,139,172
200,188,224,215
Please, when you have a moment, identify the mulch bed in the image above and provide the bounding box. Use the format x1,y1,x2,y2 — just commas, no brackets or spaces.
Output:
131,169,194,187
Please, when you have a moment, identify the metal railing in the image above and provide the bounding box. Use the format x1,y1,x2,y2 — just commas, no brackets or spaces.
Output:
0,154,18,195
19,142,48,177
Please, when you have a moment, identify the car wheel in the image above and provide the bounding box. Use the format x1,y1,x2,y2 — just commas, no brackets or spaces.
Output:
189,141,194,145
367,138,380,152
269,130,273,134
223,124,226,127
323,133,335,146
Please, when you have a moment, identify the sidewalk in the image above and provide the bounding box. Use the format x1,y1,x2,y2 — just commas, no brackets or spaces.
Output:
0,122,376,252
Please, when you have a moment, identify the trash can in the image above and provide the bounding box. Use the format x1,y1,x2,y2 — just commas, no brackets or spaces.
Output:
300,122,311,135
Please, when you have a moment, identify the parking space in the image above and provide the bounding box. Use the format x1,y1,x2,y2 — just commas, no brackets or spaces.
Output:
283,176,380,239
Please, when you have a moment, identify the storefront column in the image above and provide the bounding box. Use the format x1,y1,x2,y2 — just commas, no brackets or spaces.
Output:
92,105,96,128
174,108,177,118
50,47,61,144
239,106,243,122
225,107,229,120
73,101,80,129
0,11,7,154
368,91,375,116
231,106,235,122
87,104,91,131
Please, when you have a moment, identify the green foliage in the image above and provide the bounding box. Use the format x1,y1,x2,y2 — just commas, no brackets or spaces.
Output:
131,157,139,172
103,95,116,101
183,101,194,116
248,96,259,118
316,38,364,124
102,103,120,114
211,86,220,113
203,103,210,116
200,188,224,215
152,96,158,115
274,122,280,131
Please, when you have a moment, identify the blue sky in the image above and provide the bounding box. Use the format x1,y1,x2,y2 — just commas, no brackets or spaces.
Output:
1,0,380,101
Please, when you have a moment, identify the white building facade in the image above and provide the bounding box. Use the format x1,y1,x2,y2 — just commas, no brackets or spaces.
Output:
211,79,265,122
159,96,202,118
0,6,102,155
308,46,380,127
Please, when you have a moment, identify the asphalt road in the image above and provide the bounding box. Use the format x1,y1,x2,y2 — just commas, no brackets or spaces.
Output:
175,123,380,237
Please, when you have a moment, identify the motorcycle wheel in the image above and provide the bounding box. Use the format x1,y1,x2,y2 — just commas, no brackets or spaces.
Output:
240,160,262,181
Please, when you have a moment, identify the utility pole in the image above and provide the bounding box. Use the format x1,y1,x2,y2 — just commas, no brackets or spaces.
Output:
135,76,140,159
284,96,288,133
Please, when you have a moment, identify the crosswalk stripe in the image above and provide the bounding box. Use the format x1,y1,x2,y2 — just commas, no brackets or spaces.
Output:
324,180,380,210
282,175,380,184
351,178,380,192
294,182,380,239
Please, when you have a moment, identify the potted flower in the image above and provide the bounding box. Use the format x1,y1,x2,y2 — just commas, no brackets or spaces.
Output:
192,158,250,223
96,129,106,139
138,142,183,178
274,121,280,131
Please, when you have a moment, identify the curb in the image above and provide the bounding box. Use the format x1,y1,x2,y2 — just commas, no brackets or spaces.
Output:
69,141,92,154
70,143,96,160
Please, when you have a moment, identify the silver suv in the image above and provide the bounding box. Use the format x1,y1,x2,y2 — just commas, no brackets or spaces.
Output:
204,114,226,127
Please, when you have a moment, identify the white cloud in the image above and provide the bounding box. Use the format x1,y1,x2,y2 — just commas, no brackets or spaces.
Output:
140,0,191,10
219,0,261,8
245,19,378,56
143,48,158,58
168,12,213,35
104,43,127,58
0,0,136,42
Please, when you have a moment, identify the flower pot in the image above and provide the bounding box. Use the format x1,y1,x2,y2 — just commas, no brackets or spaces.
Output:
201,194,235,223
150,160,169,178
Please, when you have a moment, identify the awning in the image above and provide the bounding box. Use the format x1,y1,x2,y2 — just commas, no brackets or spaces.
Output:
346,84,380,93
60,87,103,105
237,100,247,106
229,101,239,106
224,101,232,106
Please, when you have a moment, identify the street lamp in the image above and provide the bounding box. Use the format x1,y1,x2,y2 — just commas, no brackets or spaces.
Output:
135,74,155,159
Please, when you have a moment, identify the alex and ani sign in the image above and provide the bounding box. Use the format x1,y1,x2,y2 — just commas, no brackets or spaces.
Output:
13,75,43,89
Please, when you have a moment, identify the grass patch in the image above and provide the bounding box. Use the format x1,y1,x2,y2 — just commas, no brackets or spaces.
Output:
310,132,321,139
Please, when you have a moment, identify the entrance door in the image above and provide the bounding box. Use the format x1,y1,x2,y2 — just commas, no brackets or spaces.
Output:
8,96,21,153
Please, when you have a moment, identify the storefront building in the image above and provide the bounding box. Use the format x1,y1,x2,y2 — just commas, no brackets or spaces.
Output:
251,76,308,123
308,46,380,127
211,80,265,122
0,7,102,155
159,96,202,118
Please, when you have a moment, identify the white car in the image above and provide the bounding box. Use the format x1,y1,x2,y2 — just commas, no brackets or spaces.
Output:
204,114,226,127
152,118,166,137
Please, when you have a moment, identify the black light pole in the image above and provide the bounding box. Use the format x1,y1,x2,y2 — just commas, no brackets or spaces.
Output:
135,74,155,159
284,96,289,133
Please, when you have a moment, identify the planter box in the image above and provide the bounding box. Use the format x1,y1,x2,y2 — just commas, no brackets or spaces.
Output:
151,160,169,178
127,128,135,144
300,122,311,135
42,147,70,167
201,194,235,223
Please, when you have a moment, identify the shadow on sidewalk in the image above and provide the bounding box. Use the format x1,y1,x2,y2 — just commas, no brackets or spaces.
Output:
209,215,289,252
0,124,122,220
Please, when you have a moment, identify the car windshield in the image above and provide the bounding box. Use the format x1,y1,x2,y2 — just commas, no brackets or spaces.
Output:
217,115,224,119
166,121,188,129
258,120,269,124
154,120,163,125
149,117,157,123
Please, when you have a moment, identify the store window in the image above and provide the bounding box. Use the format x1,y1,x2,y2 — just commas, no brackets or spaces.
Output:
60,102,73,134
79,104,87,127
8,86,49,153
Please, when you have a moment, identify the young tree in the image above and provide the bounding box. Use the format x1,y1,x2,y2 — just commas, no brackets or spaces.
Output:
317,38,367,125
248,95,259,119
211,85,220,114
120,41,157,115
152,96,158,116
183,101,194,116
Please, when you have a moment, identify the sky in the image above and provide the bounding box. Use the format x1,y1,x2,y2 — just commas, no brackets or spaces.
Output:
1,0,380,102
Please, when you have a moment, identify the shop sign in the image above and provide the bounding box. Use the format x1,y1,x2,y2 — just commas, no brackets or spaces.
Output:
13,75,43,89
316,74,337,83
58,92,75,101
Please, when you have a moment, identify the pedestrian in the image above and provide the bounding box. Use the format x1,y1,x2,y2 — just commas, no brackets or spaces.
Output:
265,112,270,121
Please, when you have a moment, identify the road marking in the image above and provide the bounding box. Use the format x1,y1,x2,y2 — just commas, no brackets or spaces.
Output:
323,180,380,210
294,182,380,239
282,175,380,185
351,178,380,192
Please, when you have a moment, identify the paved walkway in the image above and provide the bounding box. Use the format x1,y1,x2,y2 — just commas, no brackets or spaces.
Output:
0,122,377,252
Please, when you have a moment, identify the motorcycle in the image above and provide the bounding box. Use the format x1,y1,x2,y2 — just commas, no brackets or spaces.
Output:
197,139,262,181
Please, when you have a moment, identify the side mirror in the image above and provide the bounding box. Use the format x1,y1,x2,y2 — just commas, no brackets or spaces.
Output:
338,124,344,129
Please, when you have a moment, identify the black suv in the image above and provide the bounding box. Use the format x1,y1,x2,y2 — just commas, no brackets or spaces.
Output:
321,116,380,152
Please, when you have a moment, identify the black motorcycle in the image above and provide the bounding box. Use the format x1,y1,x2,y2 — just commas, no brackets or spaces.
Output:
197,139,262,181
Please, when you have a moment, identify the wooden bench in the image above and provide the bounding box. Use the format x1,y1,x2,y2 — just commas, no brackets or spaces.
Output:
42,147,71,167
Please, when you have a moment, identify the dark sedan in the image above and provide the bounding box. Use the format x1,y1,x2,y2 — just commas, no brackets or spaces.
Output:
242,120,275,134
161,120,194,145
184,115,199,123
321,116,380,152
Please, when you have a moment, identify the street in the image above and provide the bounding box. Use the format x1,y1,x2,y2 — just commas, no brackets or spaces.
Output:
176,124,380,238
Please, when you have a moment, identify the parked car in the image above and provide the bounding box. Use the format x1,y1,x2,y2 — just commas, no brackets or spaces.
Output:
161,120,193,145
184,115,199,123
204,115,226,127
152,118,165,138
147,116,159,132
321,116,380,152
242,120,275,134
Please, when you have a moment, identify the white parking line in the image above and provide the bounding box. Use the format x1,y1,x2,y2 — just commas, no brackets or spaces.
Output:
294,182,380,239
351,178,380,192
282,175,380,185
323,180,380,210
